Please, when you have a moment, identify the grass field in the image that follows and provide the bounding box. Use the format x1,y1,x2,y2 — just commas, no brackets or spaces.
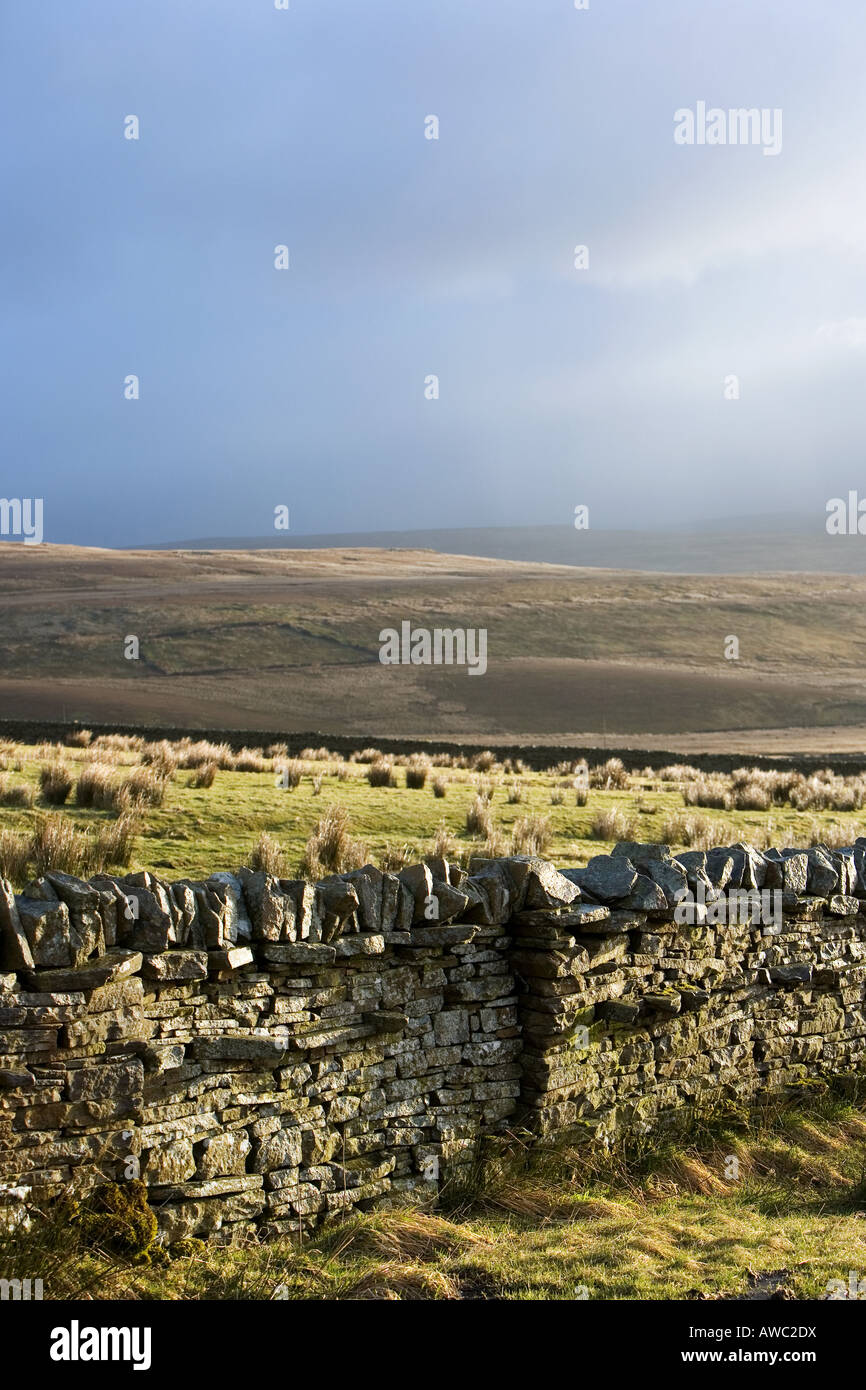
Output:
2,735,866,886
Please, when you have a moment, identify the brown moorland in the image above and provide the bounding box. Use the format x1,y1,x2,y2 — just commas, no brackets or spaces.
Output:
2,543,866,751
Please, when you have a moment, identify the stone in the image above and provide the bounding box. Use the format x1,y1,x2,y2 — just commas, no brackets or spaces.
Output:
257,942,336,966
463,868,511,925
208,872,253,941
0,880,34,971
67,1059,142,1102
278,880,320,941
778,851,809,895
677,985,709,1011
142,1140,196,1185
397,863,434,923
832,849,858,896
407,924,477,947
619,874,667,912
141,950,208,982
434,1011,470,1046
705,848,736,889
611,843,687,907
16,898,74,968
196,1130,251,1179
770,964,813,986
3,848,866,1247
827,895,859,917
238,870,299,942
522,860,581,910
598,999,642,1025
806,847,840,896
643,992,682,1016
142,1042,185,1073
22,948,142,993
333,933,384,957
45,873,99,911
575,855,638,903
362,1010,408,1034
728,844,768,891
251,1127,303,1173
314,877,360,941
342,866,385,933
207,945,255,973
427,881,471,924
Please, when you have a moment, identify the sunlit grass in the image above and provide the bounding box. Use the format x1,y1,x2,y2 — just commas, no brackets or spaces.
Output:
0,741,864,883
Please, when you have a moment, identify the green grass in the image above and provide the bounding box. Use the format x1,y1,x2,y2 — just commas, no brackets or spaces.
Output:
1,741,864,884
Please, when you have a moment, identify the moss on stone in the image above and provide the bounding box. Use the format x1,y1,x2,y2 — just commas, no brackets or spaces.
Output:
74,1179,158,1262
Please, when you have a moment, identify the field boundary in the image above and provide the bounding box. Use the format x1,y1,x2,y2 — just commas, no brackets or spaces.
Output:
2,717,866,777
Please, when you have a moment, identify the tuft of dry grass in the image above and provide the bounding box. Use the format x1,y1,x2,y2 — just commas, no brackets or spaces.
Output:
76,761,121,811
247,831,286,876
0,775,35,808
511,813,552,857
367,760,397,789
91,733,145,756
405,757,429,790
466,795,493,838
684,774,733,810
65,728,93,748
234,748,268,773
123,765,169,808
658,763,702,782
190,761,217,789
590,806,639,841
0,828,31,886
175,738,234,770
300,805,366,879
479,829,509,857
380,842,413,872
28,815,91,878
275,759,304,791
91,815,138,871
471,750,497,772
352,747,383,764
660,811,734,850
40,762,74,806
590,757,629,790
140,741,179,779
429,824,459,861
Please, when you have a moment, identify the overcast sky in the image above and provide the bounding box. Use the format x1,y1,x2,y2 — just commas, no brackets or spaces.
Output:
2,0,865,547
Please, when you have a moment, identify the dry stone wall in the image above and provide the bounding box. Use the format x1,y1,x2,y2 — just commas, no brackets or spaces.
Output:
1,841,865,1244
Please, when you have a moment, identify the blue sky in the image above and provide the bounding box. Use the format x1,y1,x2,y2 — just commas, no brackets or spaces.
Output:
2,0,865,546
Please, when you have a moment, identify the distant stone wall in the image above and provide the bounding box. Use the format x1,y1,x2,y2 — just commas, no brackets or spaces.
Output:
1,841,865,1244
